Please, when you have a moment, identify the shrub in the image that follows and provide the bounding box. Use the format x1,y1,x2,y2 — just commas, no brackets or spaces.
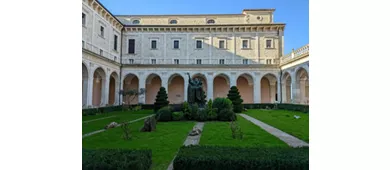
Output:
172,111,184,121
156,106,172,122
212,98,233,112
227,86,244,113
173,145,309,170
154,87,169,112
121,122,131,140
83,149,152,170
187,103,199,120
197,108,208,122
230,120,243,140
219,108,236,121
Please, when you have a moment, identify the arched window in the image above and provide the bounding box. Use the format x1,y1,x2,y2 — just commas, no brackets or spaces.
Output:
169,20,177,24
132,20,140,24
207,19,215,24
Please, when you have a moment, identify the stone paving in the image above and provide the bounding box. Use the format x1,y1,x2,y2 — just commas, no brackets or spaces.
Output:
239,114,309,148
82,114,154,138
167,122,205,170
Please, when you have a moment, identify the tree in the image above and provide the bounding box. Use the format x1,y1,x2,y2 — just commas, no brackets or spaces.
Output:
227,86,244,113
119,88,146,110
154,87,169,112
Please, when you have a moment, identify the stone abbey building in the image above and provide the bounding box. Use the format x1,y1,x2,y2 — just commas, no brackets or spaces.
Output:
82,0,309,108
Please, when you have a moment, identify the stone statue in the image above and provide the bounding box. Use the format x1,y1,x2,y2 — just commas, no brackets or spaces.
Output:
186,73,205,107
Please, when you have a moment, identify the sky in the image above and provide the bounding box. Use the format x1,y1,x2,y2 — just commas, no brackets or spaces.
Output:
98,0,308,55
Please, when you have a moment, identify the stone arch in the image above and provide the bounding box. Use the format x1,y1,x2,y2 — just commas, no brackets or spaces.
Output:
192,73,207,94
295,67,309,104
213,73,230,99
82,63,88,107
123,73,139,105
92,67,106,107
145,73,162,104
236,73,254,103
282,72,292,103
108,72,119,105
260,73,278,103
168,73,185,104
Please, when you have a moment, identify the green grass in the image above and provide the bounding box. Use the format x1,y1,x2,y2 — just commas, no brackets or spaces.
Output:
245,109,309,142
82,110,153,135
199,116,288,147
83,121,195,170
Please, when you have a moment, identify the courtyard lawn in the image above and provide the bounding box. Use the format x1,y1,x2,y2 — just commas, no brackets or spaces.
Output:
83,121,195,170
244,109,309,142
82,109,153,122
82,110,153,135
199,116,288,147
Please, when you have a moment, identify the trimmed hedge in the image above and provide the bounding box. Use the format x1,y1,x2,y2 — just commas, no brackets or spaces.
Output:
243,103,309,113
82,105,122,116
82,148,152,170
173,145,309,170
156,106,173,122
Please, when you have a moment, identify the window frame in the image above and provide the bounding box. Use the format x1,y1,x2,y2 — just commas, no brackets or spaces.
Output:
151,59,156,64
100,26,104,38
82,13,86,26
243,59,249,64
173,40,180,49
174,59,180,64
219,59,225,65
128,39,135,54
99,49,103,56
266,59,272,64
169,20,178,24
150,39,157,49
132,20,140,24
113,35,118,51
207,19,215,24
196,40,203,49
242,39,250,49
219,40,226,49
129,59,134,64
266,39,273,48
196,59,202,65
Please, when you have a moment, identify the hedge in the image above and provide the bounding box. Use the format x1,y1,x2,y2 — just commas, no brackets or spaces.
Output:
173,145,309,170
82,105,122,116
243,103,309,113
82,148,152,170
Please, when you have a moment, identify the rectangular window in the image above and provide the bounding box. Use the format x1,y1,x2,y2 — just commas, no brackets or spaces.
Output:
266,59,272,64
196,40,202,49
174,59,179,64
114,35,118,51
151,59,156,64
219,40,225,49
219,59,225,64
196,59,202,64
243,59,248,64
151,40,157,49
99,49,103,56
173,40,179,49
82,13,86,26
129,59,134,64
128,39,135,54
100,26,104,37
82,41,85,48
242,40,248,48
266,40,272,48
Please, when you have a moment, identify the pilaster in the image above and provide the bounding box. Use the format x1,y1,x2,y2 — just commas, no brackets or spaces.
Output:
253,72,261,103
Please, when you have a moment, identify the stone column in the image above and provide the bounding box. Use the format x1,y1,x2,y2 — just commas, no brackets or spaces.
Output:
277,79,281,103
281,81,287,103
206,73,213,100
103,74,110,106
87,71,94,107
230,72,237,87
253,73,261,103
115,78,120,105
291,73,298,104
184,77,188,102
270,83,276,103
138,77,146,104
161,72,168,91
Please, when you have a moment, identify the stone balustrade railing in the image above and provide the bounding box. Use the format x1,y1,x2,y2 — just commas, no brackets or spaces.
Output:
280,44,309,64
121,58,278,65
82,42,120,63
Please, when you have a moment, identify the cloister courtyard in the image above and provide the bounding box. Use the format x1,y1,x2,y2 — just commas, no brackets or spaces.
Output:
82,104,309,170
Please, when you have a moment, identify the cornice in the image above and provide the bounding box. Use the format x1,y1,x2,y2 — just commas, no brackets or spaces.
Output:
82,48,121,66
124,24,285,32
122,64,280,69
279,53,309,67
